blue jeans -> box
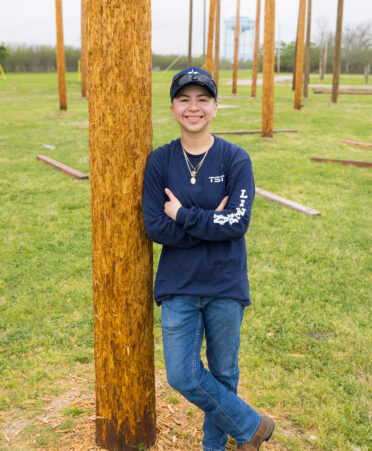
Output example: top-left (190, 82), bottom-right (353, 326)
top-left (161, 295), bottom-right (262, 451)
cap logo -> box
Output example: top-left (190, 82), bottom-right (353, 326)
top-left (187, 69), bottom-right (199, 76)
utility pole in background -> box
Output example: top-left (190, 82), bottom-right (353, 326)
top-left (188, 0), bottom-right (193, 67)
top-left (232, 0), bottom-right (241, 94)
top-left (206, 0), bottom-right (216, 73)
top-left (332, 0), bottom-right (344, 104)
top-left (55, 0), bottom-right (67, 110)
top-left (213, 0), bottom-right (221, 88)
top-left (87, 0), bottom-right (156, 449)
top-left (262, 0), bottom-right (276, 137)
top-left (81, 0), bottom-right (87, 98)
top-left (251, 0), bottom-right (261, 98)
top-left (294, 0), bottom-right (306, 109)
top-left (303, 0), bottom-right (312, 98)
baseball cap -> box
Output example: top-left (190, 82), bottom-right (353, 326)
top-left (170, 66), bottom-right (217, 101)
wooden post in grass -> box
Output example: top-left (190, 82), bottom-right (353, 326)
top-left (262, 0), bottom-right (275, 137)
top-left (232, 0), bottom-right (241, 94)
top-left (332, 0), bottom-right (344, 104)
top-left (81, 0), bottom-right (87, 98)
top-left (251, 0), bottom-right (261, 98)
top-left (188, 0), bottom-right (193, 67)
top-left (294, 0), bottom-right (306, 109)
top-left (213, 0), bottom-right (221, 88)
top-left (87, 1), bottom-right (155, 450)
top-left (206, 0), bottom-right (216, 73)
top-left (55, 0), bottom-right (67, 110)
top-left (303, 0), bottom-right (312, 98)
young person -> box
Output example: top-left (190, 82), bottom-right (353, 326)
top-left (142, 67), bottom-right (274, 451)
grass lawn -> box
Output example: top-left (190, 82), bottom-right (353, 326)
top-left (0, 70), bottom-right (371, 450)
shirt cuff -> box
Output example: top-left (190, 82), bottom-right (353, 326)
top-left (175, 206), bottom-right (188, 225)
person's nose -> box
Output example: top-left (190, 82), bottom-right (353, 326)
top-left (187, 98), bottom-right (199, 111)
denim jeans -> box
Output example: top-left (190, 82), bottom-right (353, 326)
top-left (161, 295), bottom-right (262, 451)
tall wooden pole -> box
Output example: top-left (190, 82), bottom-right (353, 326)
top-left (206, 0), bottom-right (216, 73)
top-left (251, 0), bottom-right (261, 98)
top-left (262, 0), bottom-right (275, 137)
top-left (87, 1), bottom-right (155, 450)
top-left (188, 0), bottom-right (193, 67)
top-left (203, 0), bottom-right (206, 56)
top-left (55, 0), bottom-right (67, 110)
top-left (232, 0), bottom-right (241, 94)
top-left (81, 0), bottom-right (87, 98)
top-left (292, 8), bottom-right (300, 92)
top-left (303, 0), bottom-right (312, 98)
top-left (294, 0), bottom-right (306, 109)
top-left (213, 0), bottom-right (221, 88)
top-left (332, 0), bottom-right (344, 104)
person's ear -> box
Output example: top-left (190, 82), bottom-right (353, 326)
top-left (170, 103), bottom-right (175, 118)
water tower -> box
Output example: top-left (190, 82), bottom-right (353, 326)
top-left (224, 16), bottom-right (255, 62)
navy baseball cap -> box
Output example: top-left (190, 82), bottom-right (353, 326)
top-left (170, 66), bottom-right (217, 101)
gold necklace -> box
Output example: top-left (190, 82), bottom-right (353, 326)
top-left (182, 147), bottom-right (210, 184)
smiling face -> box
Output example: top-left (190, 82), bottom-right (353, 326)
top-left (170, 84), bottom-right (218, 136)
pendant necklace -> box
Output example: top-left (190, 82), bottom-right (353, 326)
top-left (182, 146), bottom-right (210, 184)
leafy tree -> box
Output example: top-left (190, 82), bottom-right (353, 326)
top-left (342, 23), bottom-right (372, 73)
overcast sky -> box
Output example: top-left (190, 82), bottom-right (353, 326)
top-left (1, 0), bottom-right (371, 56)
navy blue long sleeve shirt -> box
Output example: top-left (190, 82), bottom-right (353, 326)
top-left (142, 136), bottom-right (255, 306)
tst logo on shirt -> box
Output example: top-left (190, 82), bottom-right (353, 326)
top-left (209, 175), bottom-right (225, 183)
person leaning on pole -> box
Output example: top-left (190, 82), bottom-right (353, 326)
top-left (142, 67), bottom-right (275, 451)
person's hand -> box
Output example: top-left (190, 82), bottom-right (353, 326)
top-left (164, 188), bottom-right (182, 220)
top-left (215, 196), bottom-right (228, 212)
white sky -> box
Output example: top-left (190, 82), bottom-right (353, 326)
top-left (0, 0), bottom-right (371, 55)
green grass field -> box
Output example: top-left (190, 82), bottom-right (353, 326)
top-left (0, 70), bottom-right (371, 450)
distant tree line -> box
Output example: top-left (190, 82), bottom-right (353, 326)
top-left (0, 22), bottom-right (370, 74)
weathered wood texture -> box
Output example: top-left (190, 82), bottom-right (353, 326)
top-left (311, 158), bottom-right (372, 168)
top-left (87, 1), bottom-right (155, 450)
top-left (81, 0), bottom-right (87, 98)
top-left (36, 155), bottom-right (88, 179)
top-left (251, 0), bottom-right (261, 97)
top-left (206, 0), bottom-right (216, 73)
top-left (256, 188), bottom-right (321, 216)
top-left (313, 88), bottom-right (372, 95)
top-left (261, 0), bottom-right (275, 137)
top-left (294, 0), bottom-right (306, 109)
top-left (332, 0), bottom-right (344, 103)
top-left (303, 0), bottom-right (312, 98)
top-left (213, 129), bottom-right (297, 135)
top-left (55, 0), bottom-right (67, 110)
top-left (232, 0), bottom-right (241, 94)
top-left (213, 0), bottom-right (221, 88)
top-left (339, 140), bottom-right (372, 149)
top-left (188, 0), bottom-right (193, 66)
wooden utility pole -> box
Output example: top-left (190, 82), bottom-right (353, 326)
top-left (262, 0), bottom-right (275, 137)
top-left (232, 0), bottom-right (241, 94)
top-left (292, 10), bottom-right (300, 92)
top-left (188, 0), bottom-right (193, 66)
top-left (87, 1), bottom-right (155, 450)
top-left (332, 0), bottom-right (344, 103)
top-left (294, 0), bottom-right (306, 109)
top-left (303, 0), bottom-right (312, 98)
top-left (55, 0), bottom-right (67, 110)
top-left (206, 0), bottom-right (216, 73)
top-left (251, 0), bottom-right (261, 97)
top-left (214, 0), bottom-right (221, 88)
top-left (277, 24), bottom-right (281, 74)
top-left (203, 0), bottom-right (206, 56)
top-left (81, 0), bottom-right (87, 98)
